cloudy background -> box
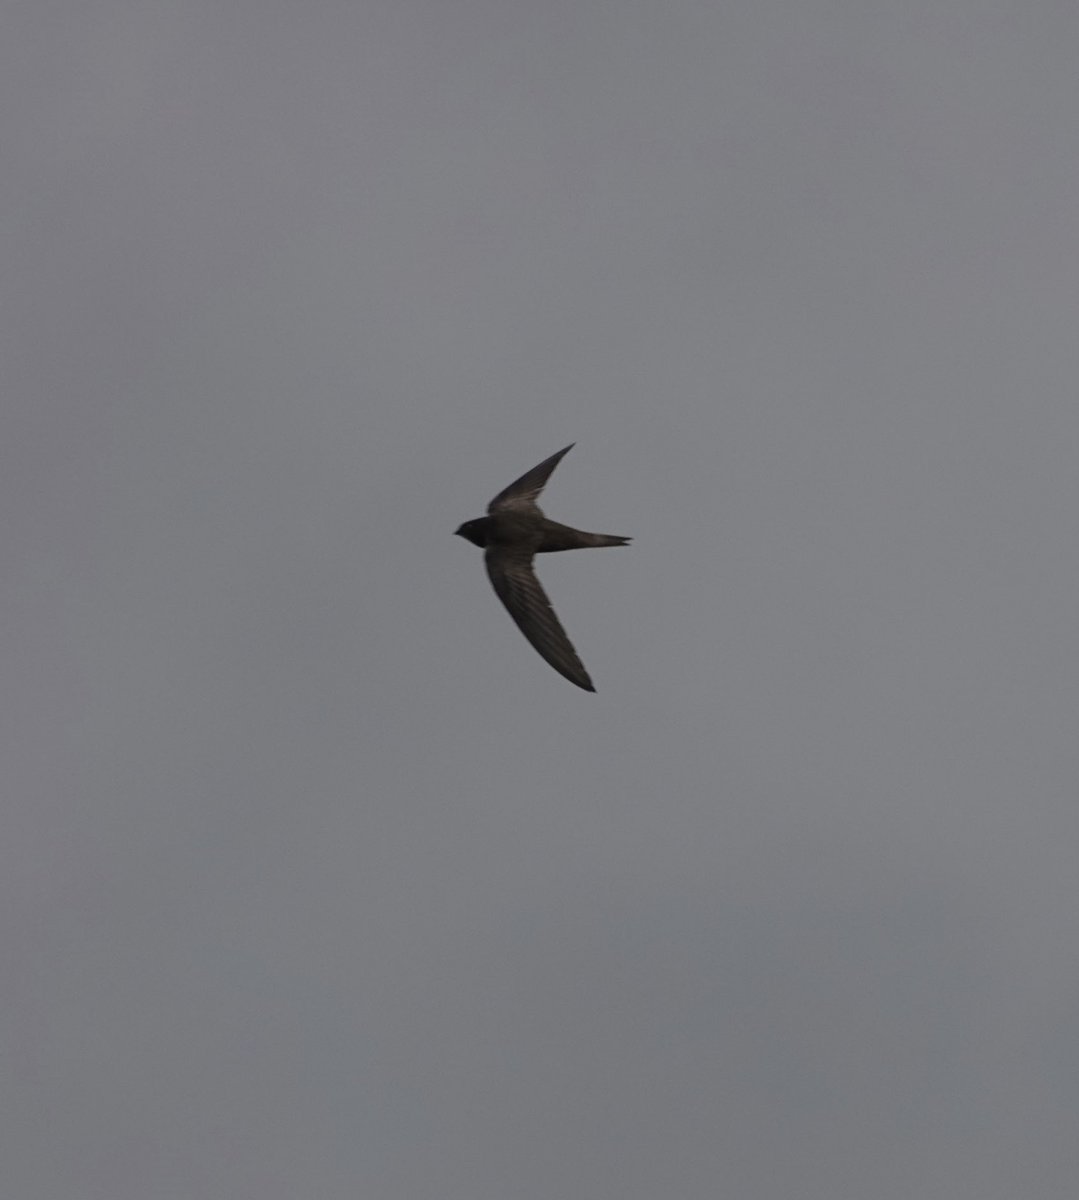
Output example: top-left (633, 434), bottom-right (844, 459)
top-left (4, 2), bottom-right (1078, 1196)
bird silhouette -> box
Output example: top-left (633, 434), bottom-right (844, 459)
top-left (456, 444), bottom-right (630, 691)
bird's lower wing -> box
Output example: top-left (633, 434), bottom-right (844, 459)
top-left (485, 548), bottom-right (595, 691)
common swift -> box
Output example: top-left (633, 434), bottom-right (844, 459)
top-left (455, 444), bottom-right (630, 692)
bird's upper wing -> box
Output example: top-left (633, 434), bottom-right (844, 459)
top-left (487, 444), bottom-right (574, 514)
top-left (484, 546), bottom-right (595, 691)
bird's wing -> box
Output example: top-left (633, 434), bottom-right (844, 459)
top-left (484, 546), bottom-right (595, 691)
top-left (487, 444), bottom-right (574, 514)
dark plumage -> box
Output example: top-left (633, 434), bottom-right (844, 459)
top-left (455, 444), bottom-right (630, 691)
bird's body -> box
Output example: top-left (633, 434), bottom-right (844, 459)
top-left (456, 512), bottom-right (626, 555)
top-left (455, 444), bottom-right (630, 692)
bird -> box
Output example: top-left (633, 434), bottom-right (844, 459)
top-left (455, 444), bottom-right (630, 691)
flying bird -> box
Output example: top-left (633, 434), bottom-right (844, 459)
top-left (455, 444), bottom-right (630, 692)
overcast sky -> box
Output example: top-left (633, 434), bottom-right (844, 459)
top-left (4, 2), bottom-right (1079, 1197)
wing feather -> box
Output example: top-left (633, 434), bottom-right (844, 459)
top-left (486, 444), bottom-right (574, 514)
top-left (484, 547), bottom-right (595, 691)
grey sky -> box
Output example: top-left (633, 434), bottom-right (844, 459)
top-left (4, 2), bottom-right (1078, 1197)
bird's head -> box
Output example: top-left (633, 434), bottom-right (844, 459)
top-left (455, 518), bottom-right (489, 548)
